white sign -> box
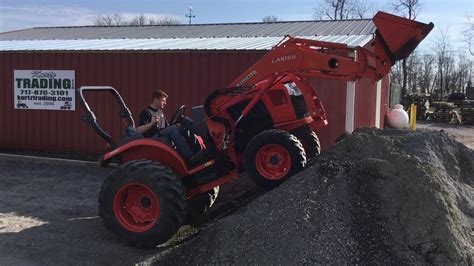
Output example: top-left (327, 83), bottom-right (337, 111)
top-left (14, 70), bottom-right (75, 110)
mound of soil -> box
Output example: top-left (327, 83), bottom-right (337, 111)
top-left (158, 128), bottom-right (473, 264)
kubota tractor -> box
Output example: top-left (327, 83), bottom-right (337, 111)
top-left (78, 12), bottom-right (433, 248)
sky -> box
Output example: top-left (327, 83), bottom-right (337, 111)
top-left (0, 0), bottom-right (473, 54)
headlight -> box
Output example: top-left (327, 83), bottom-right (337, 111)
top-left (284, 82), bottom-right (302, 96)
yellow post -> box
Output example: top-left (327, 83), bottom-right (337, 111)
top-left (410, 103), bottom-right (417, 131)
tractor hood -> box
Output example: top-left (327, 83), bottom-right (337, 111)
top-left (373, 11), bottom-right (434, 62)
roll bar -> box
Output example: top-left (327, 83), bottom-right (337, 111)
top-left (77, 86), bottom-right (135, 148)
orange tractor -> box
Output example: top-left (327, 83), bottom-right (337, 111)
top-left (78, 12), bottom-right (433, 247)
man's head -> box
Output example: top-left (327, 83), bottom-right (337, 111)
top-left (151, 90), bottom-right (168, 109)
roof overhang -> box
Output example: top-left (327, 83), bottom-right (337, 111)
top-left (0, 35), bottom-right (374, 52)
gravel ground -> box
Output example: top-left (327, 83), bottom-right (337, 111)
top-left (0, 123), bottom-right (472, 265)
top-left (158, 128), bottom-right (473, 264)
top-left (0, 159), bottom-right (157, 265)
top-left (417, 120), bottom-right (474, 149)
top-left (0, 156), bottom-right (260, 265)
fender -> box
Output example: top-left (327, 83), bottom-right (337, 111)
top-left (103, 139), bottom-right (189, 177)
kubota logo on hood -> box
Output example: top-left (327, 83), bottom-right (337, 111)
top-left (272, 55), bottom-right (297, 63)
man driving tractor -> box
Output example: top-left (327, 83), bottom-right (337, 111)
top-left (137, 90), bottom-right (202, 167)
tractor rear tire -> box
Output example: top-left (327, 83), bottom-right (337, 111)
top-left (244, 129), bottom-right (306, 190)
top-left (98, 159), bottom-right (187, 248)
top-left (291, 125), bottom-right (321, 160)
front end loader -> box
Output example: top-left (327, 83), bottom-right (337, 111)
top-left (78, 11), bottom-right (433, 247)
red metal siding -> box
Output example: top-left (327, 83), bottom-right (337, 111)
top-left (309, 78), bottom-right (347, 150)
top-left (0, 51), bottom-right (388, 155)
top-left (1, 54), bottom-right (13, 149)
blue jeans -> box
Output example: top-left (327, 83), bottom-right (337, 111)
top-left (156, 125), bottom-right (193, 159)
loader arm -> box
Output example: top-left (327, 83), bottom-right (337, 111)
top-left (230, 37), bottom-right (380, 88)
top-left (230, 11), bottom-right (433, 88)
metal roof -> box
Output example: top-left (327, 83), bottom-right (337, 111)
top-left (0, 19), bottom-right (374, 40)
top-left (0, 19), bottom-right (376, 51)
top-left (0, 35), bottom-right (374, 51)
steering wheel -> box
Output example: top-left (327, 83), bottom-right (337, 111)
top-left (169, 105), bottom-right (186, 125)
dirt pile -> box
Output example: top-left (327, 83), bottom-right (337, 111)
top-left (158, 128), bottom-right (473, 264)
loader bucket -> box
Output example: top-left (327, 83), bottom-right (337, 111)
top-left (373, 11), bottom-right (434, 62)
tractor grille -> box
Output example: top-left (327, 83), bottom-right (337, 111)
top-left (291, 95), bottom-right (309, 119)
top-left (226, 100), bottom-right (274, 152)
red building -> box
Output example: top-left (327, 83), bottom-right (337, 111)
top-left (0, 19), bottom-right (389, 154)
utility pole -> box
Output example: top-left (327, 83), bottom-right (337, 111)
top-left (186, 3), bottom-right (195, 25)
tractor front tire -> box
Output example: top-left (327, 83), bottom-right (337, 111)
top-left (291, 125), bottom-right (321, 160)
top-left (98, 159), bottom-right (187, 248)
top-left (245, 129), bottom-right (306, 190)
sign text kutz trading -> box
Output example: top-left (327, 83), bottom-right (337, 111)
top-left (14, 70), bottom-right (75, 111)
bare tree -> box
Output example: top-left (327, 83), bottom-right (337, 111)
top-left (454, 52), bottom-right (472, 93)
top-left (262, 15), bottom-right (279, 22)
top-left (392, 0), bottom-right (421, 20)
top-left (94, 13), bottom-right (181, 26)
top-left (148, 17), bottom-right (181, 25)
top-left (313, 0), bottom-right (376, 20)
top-left (433, 28), bottom-right (455, 98)
top-left (321, 0), bottom-right (348, 20)
top-left (129, 14), bottom-right (147, 26)
top-left (444, 55), bottom-right (456, 94)
top-left (461, 13), bottom-right (473, 56)
top-left (417, 53), bottom-right (435, 94)
top-left (93, 13), bottom-right (127, 26)
top-left (352, 0), bottom-right (376, 19)
top-left (391, 0), bottom-right (422, 97)
top-left (406, 51), bottom-right (420, 93)
top-left (390, 59), bottom-right (403, 90)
